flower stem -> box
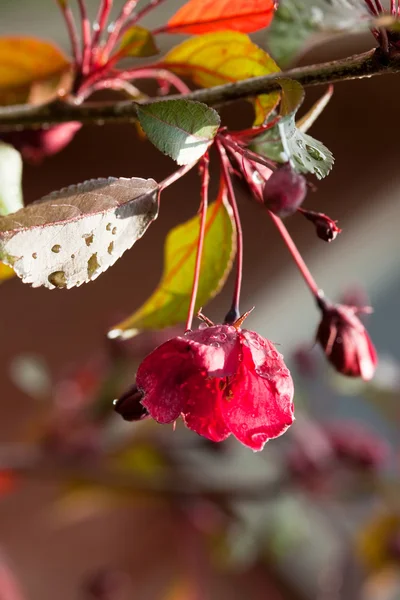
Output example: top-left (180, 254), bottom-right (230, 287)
top-left (117, 68), bottom-right (191, 94)
top-left (92, 0), bottom-right (113, 49)
top-left (159, 162), bottom-right (198, 192)
top-left (217, 142), bottom-right (243, 323)
top-left (56, 0), bottom-right (82, 67)
top-left (268, 211), bottom-right (323, 301)
top-left (77, 0), bottom-right (92, 75)
top-left (127, 0), bottom-right (169, 32)
top-left (185, 156), bottom-right (210, 332)
top-left (102, 0), bottom-right (139, 60)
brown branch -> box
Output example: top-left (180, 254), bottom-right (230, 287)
top-left (0, 48), bottom-right (399, 130)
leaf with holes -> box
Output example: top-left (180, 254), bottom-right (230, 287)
top-left (163, 31), bottom-right (280, 125)
top-left (0, 37), bottom-right (71, 105)
top-left (252, 79), bottom-right (334, 179)
top-left (137, 99), bottom-right (220, 165)
top-left (115, 26), bottom-right (158, 59)
top-left (0, 177), bottom-right (159, 289)
top-left (165, 0), bottom-right (276, 35)
top-left (267, 0), bottom-right (372, 67)
top-left (109, 181), bottom-right (236, 339)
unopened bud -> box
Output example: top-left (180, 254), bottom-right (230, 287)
top-left (113, 384), bottom-right (148, 421)
top-left (316, 301), bottom-right (377, 381)
top-left (300, 209), bottom-right (341, 242)
top-left (263, 164), bottom-right (307, 217)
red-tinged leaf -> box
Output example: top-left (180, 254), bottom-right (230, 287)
top-left (163, 31), bottom-right (280, 125)
top-left (0, 37), bottom-right (71, 106)
top-left (165, 0), bottom-right (275, 35)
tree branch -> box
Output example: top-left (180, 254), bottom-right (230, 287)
top-left (0, 48), bottom-right (399, 130)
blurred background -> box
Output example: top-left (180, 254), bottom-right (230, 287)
top-left (0, 1), bottom-right (400, 599)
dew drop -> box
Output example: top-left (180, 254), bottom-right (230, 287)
top-left (210, 342), bottom-right (220, 348)
top-left (32, 252), bottom-right (37, 259)
top-left (106, 223), bottom-right (112, 231)
top-left (71, 254), bottom-right (75, 259)
top-left (51, 244), bottom-right (61, 253)
top-left (112, 227), bottom-right (117, 235)
top-left (108, 241), bottom-right (114, 255)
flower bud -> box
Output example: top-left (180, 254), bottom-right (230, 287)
top-left (113, 384), bottom-right (148, 421)
top-left (316, 301), bottom-right (377, 380)
top-left (262, 164), bottom-right (307, 217)
top-left (300, 209), bottom-right (341, 242)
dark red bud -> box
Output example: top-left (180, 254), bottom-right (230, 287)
top-left (316, 301), bottom-right (377, 380)
top-left (300, 209), bottom-right (341, 242)
top-left (262, 163), bottom-right (307, 217)
top-left (113, 384), bottom-right (148, 421)
top-left (1, 122), bottom-right (81, 164)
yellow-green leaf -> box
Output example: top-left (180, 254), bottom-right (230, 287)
top-left (109, 182), bottom-right (236, 339)
top-left (0, 37), bottom-right (71, 106)
top-left (115, 25), bottom-right (158, 59)
top-left (163, 31), bottom-right (280, 125)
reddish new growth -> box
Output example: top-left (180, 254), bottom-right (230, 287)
top-left (117, 315), bottom-right (294, 452)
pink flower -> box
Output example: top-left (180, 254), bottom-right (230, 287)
top-left (316, 301), bottom-right (377, 380)
top-left (132, 321), bottom-right (294, 451)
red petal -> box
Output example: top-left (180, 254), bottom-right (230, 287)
top-left (219, 333), bottom-right (294, 451)
top-left (137, 326), bottom-right (241, 424)
top-left (182, 373), bottom-right (230, 442)
top-left (184, 325), bottom-right (240, 377)
top-left (137, 339), bottom-right (192, 423)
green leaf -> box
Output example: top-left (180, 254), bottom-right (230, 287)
top-left (267, 0), bottom-right (371, 67)
top-left (116, 26), bottom-right (158, 58)
top-left (137, 99), bottom-right (221, 165)
top-left (108, 182), bottom-right (236, 339)
top-left (0, 142), bottom-right (23, 216)
top-left (252, 79), bottom-right (334, 180)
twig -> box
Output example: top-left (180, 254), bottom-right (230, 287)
top-left (0, 49), bottom-right (399, 130)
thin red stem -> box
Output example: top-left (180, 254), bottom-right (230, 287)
top-left (77, 0), bottom-right (92, 75)
top-left (374, 0), bottom-right (384, 13)
top-left (117, 68), bottom-right (191, 94)
top-left (92, 0), bottom-right (113, 49)
top-left (185, 156), bottom-right (210, 332)
top-left (268, 211), bottom-right (322, 300)
top-left (125, 0), bottom-right (169, 32)
top-left (365, 0), bottom-right (379, 15)
top-left (232, 115), bottom-right (281, 141)
top-left (217, 142), bottom-right (243, 322)
top-left (56, 0), bottom-right (81, 66)
top-left (221, 135), bottom-right (277, 171)
top-left (102, 0), bottom-right (139, 60)
top-left (159, 162), bottom-right (198, 192)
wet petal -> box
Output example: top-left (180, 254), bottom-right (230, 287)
top-left (219, 339), bottom-right (294, 451)
top-left (182, 373), bottom-right (230, 442)
top-left (137, 339), bottom-right (193, 423)
top-left (184, 325), bottom-right (240, 377)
